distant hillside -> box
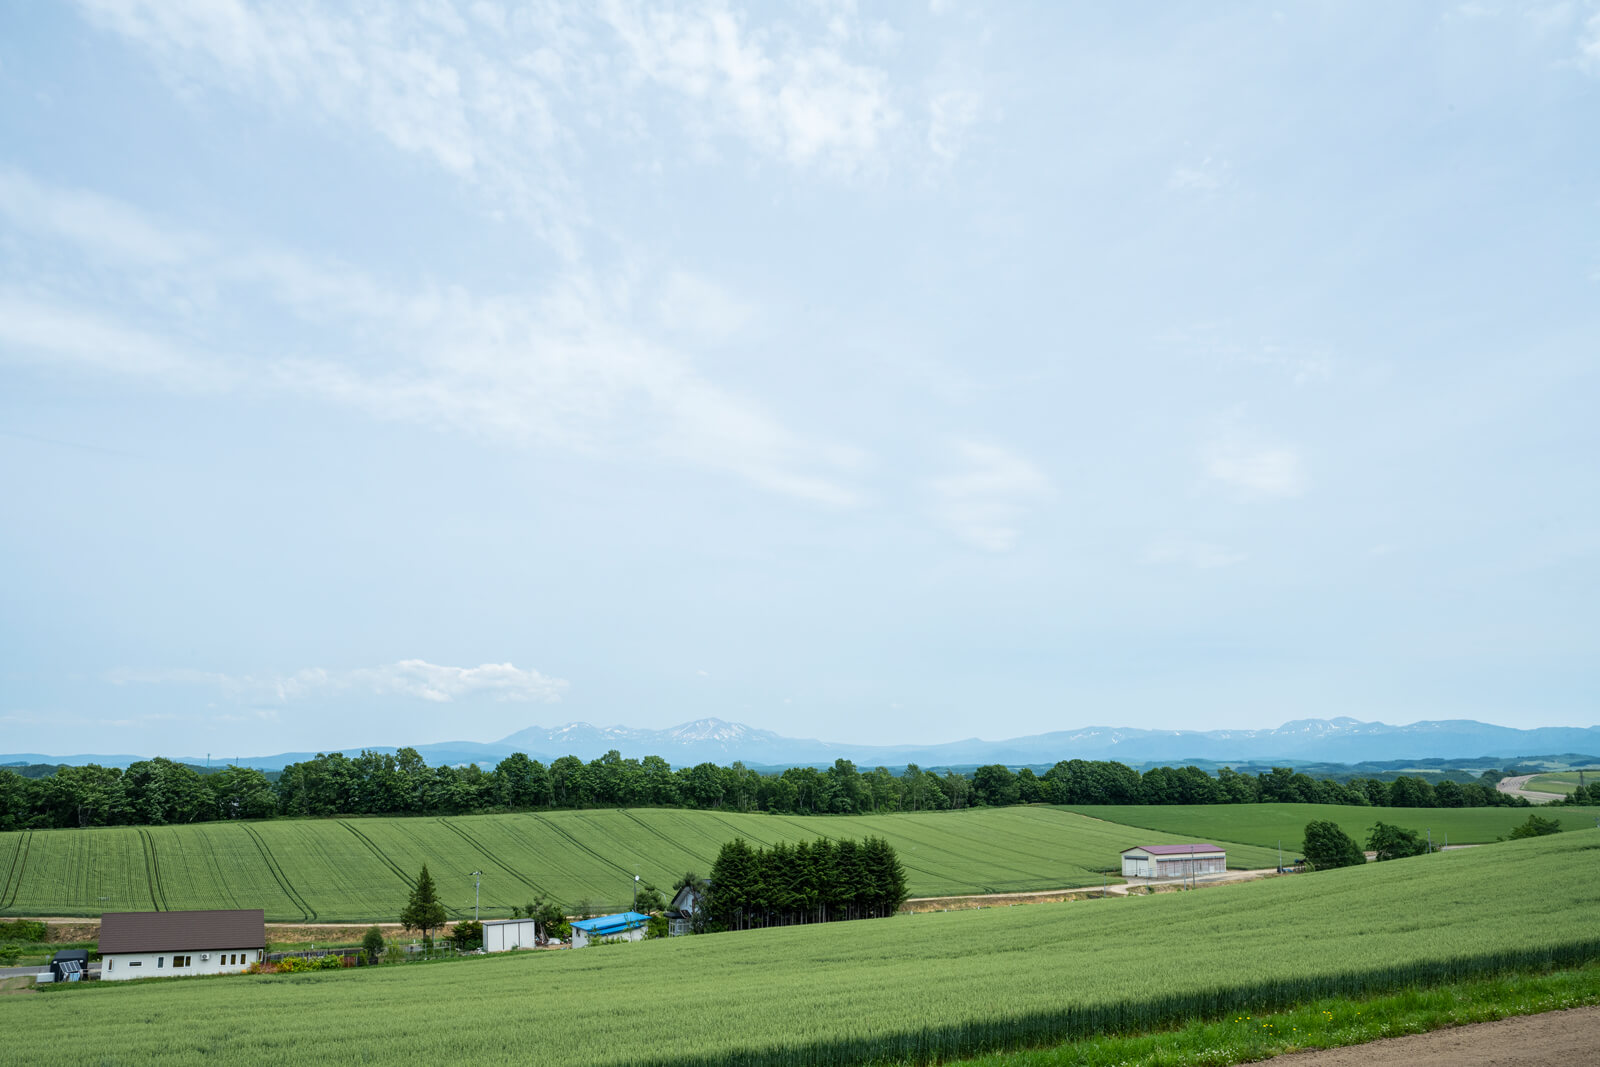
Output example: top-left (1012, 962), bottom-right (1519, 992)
top-left (5, 716), bottom-right (1598, 772)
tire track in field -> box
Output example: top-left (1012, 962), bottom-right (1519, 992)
top-left (1, 830), bottom-right (31, 907)
top-left (528, 813), bottom-right (636, 880)
top-left (703, 813), bottom-right (788, 849)
top-left (337, 822), bottom-right (416, 888)
top-left (238, 824), bottom-right (315, 922)
top-left (616, 809), bottom-right (718, 863)
top-left (137, 829), bottom-right (169, 911)
top-left (433, 819), bottom-right (553, 900)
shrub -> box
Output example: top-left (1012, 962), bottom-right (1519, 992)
top-left (0, 943), bottom-right (21, 966)
top-left (1508, 814), bottom-right (1563, 839)
top-left (0, 920), bottom-right (47, 942)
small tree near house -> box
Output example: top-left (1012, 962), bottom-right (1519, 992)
top-left (401, 863), bottom-right (448, 947)
top-left (362, 925), bottom-right (385, 965)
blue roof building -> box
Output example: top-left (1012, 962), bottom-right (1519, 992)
top-left (569, 911), bottom-right (651, 947)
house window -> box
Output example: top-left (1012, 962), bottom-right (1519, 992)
top-left (173, 955), bottom-right (190, 968)
top-left (158, 957), bottom-right (164, 967)
top-left (129, 961), bottom-right (141, 967)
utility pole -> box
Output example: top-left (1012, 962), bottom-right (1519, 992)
top-left (633, 873), bottom-right (640, 913)
top-left (1277, 840), bottom-right (1282, 874)
top-left (470, 871), bottom-right (482, 921)
top-left (1427, 828), bottom-right (1432, 854)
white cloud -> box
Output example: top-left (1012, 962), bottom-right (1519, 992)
top-left (1146, 537), bottom-right (1246, 570)
top-left (656, 271), bottom-right (754, 339)
top-left (0, 166), bottom-right (207, 265)
top-left (1581, 9), bottom-right (1600, 71)
top-left (928, 88), bottom-right (981, 162)
top-left (929, 440), bottom-right (1052, 551)
top-left (598, 0), bottom-right (900, 174)
top-left (0, 169), bottom-right (862, 505)
top-left (114, 659), bottom-right (569, 704)
top-left (1168, 156), bottom-right (1231, 193)
top-left (1203, 432), bottom-right (1306, 497)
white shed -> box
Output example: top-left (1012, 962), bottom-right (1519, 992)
top-left (1120, 844), bottom-right (1227, 880)
top-left (482, 917), bottom-right (539, 952)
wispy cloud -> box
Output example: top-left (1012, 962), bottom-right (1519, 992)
top-left (1146, 537), bottom-right (1246, 570)
top-left (113, 659), bottom-right (569, 704)
top-left (1202, 431), bottom-right (1306, 498)
top-left (1581, 9), bottom-right (1600, 71)
top-left (929, 440), bottom-right (1052, 551)
top-left (599, 0), bottom-right (901, 175)
top-left (1168, 156), bottom-right (1231, 193)
top-left (0, 168), bottom-right (863, 505)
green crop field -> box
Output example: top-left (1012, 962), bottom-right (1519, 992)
top-left (1064, 803), bottom-right (1600, 854)
top-left (0, 807), bottom-right (1281, 921)
top-left (3, 830), bottom-right (1596, 1067)
top-left (1527, 771), bottom-right (1600, 796)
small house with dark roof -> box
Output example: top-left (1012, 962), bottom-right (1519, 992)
top-left (664, 883), bottom-right (706, 937)
top-left (1120, 844), bottom-right (1227, 880)
top-left (569, 911), bottom-right (650, 948)
top-left (99, 909), bottom-right (266, 981)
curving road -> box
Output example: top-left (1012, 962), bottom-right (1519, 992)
top-left (1496, 774), bottom-right (1564, 804)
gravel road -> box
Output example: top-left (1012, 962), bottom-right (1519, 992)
top-left (1264, 1005), bottom-right (1600, 1066)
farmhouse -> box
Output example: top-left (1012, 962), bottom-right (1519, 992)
top-left (570, 911), bottom-right (650, 948)
top-left (664, 883), bottom-right (705, 937)
top-left (482, 917), bottom-right (539, 952)
top-left (1120, 844), bottom-right (1227, 880)
top-left (99, 908), bottom-right (265, 981)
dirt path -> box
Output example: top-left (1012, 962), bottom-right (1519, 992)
top-left (1496, 775), bottom-right (1563, 803)
top-left (1263, 1004), bottom-right (1600, 1065)
top-left (903, 868), bottom-right (1284, 911)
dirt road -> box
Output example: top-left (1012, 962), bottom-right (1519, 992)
top-left (1496, 775), bottom-right (1564, 803)
top-left (1265, 1004), bottom-right (1600, 1065)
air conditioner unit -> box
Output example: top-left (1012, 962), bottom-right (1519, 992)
top-left (200, 953), bottom-right (209, 960)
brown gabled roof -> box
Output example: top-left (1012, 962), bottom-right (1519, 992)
top-left (99, 909), bottom-right (266, 954)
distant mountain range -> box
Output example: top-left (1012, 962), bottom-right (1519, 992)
top-left (4, 716), bottom-right (1598, 772)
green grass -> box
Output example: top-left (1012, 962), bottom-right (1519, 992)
top-left (944, 960), bottom-right (1600, 1067)
top-left (0, 807), bottom-right (1282, 921)
top-left (1064, 802), bottom-right (1600, 853)
top-left (1, 830), bottom-right (1595, 1066)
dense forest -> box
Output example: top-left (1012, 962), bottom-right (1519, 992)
top-left (702, 835), bottom-right (909, 931)
top-left (0, 748), bottom-right (1532, 831)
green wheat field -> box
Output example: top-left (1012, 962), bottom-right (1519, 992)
top-left (3, 830), bottom-right (1595, 1066)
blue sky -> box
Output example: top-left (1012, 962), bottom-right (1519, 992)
top-left (2, 2), bottom-right (1597, 759)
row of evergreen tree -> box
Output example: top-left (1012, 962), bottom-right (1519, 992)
top-left (703, 836), bottom-right (909, 931)
top-left (0, 748), bottom-right (1532, 831)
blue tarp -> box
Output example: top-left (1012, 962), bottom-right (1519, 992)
top-left (569, 912), bottom-right (650, 936)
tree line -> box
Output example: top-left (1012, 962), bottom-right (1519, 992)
top-left (0, 748), bottom-right (1530, 831)
top-left (702, 836), bottom-right (909, 931)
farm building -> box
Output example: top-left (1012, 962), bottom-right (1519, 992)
top-left (482, 917), bottom-right (540, 952)
top-left (1120, 844), bottom-right (1227, 880)
top-left (570, 911), bottom-right (650, 948)
top-left (665, 883), bottom-right (706, 937)
top-left (99, 908), bottom-right (265, 981)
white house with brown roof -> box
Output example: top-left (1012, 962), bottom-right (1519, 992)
top-left (1120, 844), bottom-right (1227, 880)
top-left (99, 909), bottom-right (266, 981)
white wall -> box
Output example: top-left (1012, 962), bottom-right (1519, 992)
top-left (483, 919), bottom-right (538, 952)
top-left (572, 925), bottom-right (645, 948)
top-left (102, 947), bottom-right (263, 981)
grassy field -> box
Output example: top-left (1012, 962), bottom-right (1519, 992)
top-left (0, 807), bottom-right (1282, 921)
top-left (1, 830), bottom-right (1595, 1066)
top-left (1064, 803), bottom-right (1600, 853)
top-left (1528, 771), bottom-right (1600, 796)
